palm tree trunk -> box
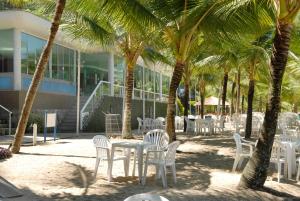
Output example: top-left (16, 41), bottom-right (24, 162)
top-left (122, 63), bottom-right (134, 138)
top-left (236, 69), bottom-right (241, 114)
top-left (239, 23), bottom-right (292, 189)
top-left (166, 61), bottom-right (185, 142)
top-left (200, 93), bottom-right (205, 118)
top-left (221, 71), bottom-right (228, 115)
top-left (230, 81), bottom-right (236, 116)
top-left (241, 95), bottom-right (245, 114)
top-left (245, 79), bottom-right (255, 139)
top-left (199, 79), bottom-right (205, 119)
top-left (183, 81), bottom-right (189, 131)
top-left (10, 0), bottom-right (66, 154)
top-left (293, 103), bottom-right (298, 113)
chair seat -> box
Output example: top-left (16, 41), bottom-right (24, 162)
top-left (98, 155), bottom-right (127, 161)
top-left (147, 159), bottom-right (173, 166)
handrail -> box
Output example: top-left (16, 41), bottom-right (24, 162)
top-left (0, 104), bottom-right (12, 114)
top-left (80, 80), bottom-right (169, 130)
top-left (0, 104), bottom-right (12, 135)
top-left (80, 80), bottom-right (110, 115)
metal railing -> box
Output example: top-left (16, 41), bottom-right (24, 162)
top-left (0, 104), bottom-right (12, 135)
top-left (80, 81), bottom-right (169, 130)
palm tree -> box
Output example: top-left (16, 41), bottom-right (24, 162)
top-left (241, 43), bottom-right (270, 139)
top-left (10, 0), bottom-right (66, 153)
top-left (51, 0), bottom-right (161, 138)
top-left (150, 0), bottom-right (273, 141)
top-left (239, 1), bottom-right (300, 189)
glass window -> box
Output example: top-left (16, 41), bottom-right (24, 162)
top-left (81, 52), bottom-right (109, 95)
top-left (21, 33), bottom-right (75, 82)
top-left (134, 65), bottom-right (143, 89)
top-left (0, 29), bottom-right (13, 72)
top-left (114, 55), bottom-right (124, 85)
top-left (155, 72), bottom-right (160, 93)
top-left (21, 33), bottom-right (48, 76)
top-left (162, 75), bottom-right (170, 94)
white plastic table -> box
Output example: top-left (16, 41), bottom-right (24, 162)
top-left (124, 193), bottom-right (169, 201)
top-left (281, 141), bottom-right (299, 179)
top-left (109, 140), bottom-right (152, 183)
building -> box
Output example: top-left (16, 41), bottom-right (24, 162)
top-left (0, 10), bottom-right (171, 134)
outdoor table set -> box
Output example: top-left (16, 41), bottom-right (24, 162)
top-left (93, 129), bottom-right (180, 187)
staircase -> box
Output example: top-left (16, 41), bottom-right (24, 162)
top-left (58, 96), bottom-right (89, 133)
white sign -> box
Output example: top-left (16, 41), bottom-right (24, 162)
top-left (46, 113), bottom-right (56, 127)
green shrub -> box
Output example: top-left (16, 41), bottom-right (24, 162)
top-left (26, 113), bottom-right (44, 133)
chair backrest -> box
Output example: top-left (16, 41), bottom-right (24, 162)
top-left (144, 118), bottom-right (154, 129)
top-left (156, 117), bottom-right (165, 122)
top-left (252, 116), bottom-right (261, 130)
top-left (271, 140), bottom-right (286, 162)
top-left (93, 135), bottom-right (110, 158)
top-left (195, 118), bottom-right (206, 127)
top-left (165, 141), bottom-right (180, 164)
top-left (233, 133), bottom-right (242, 153)
top-left (144, 129), bottom-right (169, 150)
top-left (137, 117), bottom-right (143, 126)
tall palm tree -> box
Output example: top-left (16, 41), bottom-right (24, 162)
top-left (239, 0), bottom-right (300, 189)
top-left (150, 0), bottom-right (273, 141)
top-left (10, 0), bottom-right (66, 153)
top-left (241, 44), bottom-right (270, 139)
top-left (51, 0), bottom-right (161, 138)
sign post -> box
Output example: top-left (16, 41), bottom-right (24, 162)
top-left (44, 111), bottom-right (57, 142)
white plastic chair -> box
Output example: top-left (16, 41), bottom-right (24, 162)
top-left (232, 133), bottom-right (254, 171)
top-left (214, 116), bottom-right (225, 134)
top-left (184, 116), bottom-right (195, 133)
top-left (132, 129), bottom-right (169, 176)
top-left (144, 118), bottom-right (154, 131)
top-left (93, 135), bottom-right (129, 180)
top-left (124, 193), bottom-right (169, 201)
top-left (175, 116), bottom-right (183, 131)
top-left (154, 117), bottom-right (165, 129)
top-left (143, 141), bottom-right (180, 188)
top-left (137, 117), bottom-right (143, 134)
top-left (251, 116), bottom-right (261, 138)
top-left (270, 140), bottom-right (287, 182)
top-left (195, 119), bottom-right (206, 135)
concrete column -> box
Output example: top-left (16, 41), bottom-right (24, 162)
top-left (76, 51), bottom-right (81, 134)
top-left (13, 28), bottom-right (21, 90)
top-left (142, 65), bottom-right (145, 120)
top-left (49, 51), bottom-right (52, 79)
top-left (159, 72), bottom-right (163, 99)
top-left (153, 67), bottom-right (156, 119)
top-left (108, 52), bottom-right (114, 96)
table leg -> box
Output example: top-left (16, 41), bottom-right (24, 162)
top-left (287, 145), bottom-right (292, 179)
top-left (108, 147), bottom-right (115, 182)
top-left (137, 146), bottom-right (143, 183)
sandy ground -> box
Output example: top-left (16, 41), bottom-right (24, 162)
top-left (0, 132), bottom-right (300, 201)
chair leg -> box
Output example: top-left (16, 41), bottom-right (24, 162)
top-left (237, 157), bottom-right (244, 169)
top-left (171, 164), bottom-right (177, 184)
top-left (160, 165), bottom-right (167, 188)
top-left (232, 156), bottom-right (240, 172)
top-left (155, 165), bottom-right (160, 179)
top-left (277, 162), bottom-right (282, 183)
top-left (132, 150), bottom-right (137, 176)
top-left (142, 162), bottom-right (148, 185)
top-left (296, 162), bottom-right (300, 181)
top-left (94, 158), bottom-right (100, 178)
